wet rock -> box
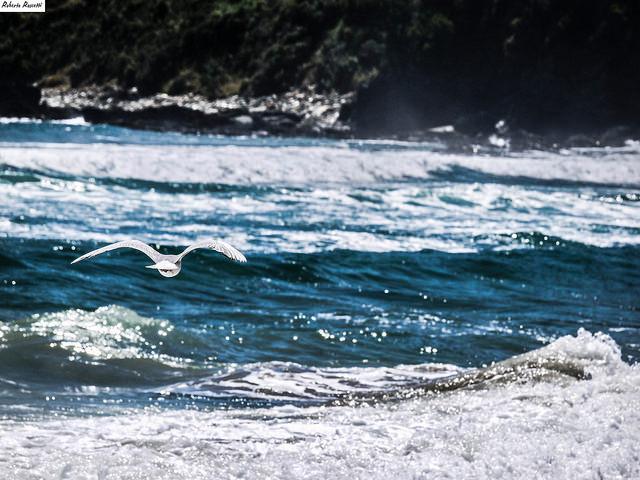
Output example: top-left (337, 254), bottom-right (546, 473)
top-left (17, 84), bottom-right (638, 151)
top-left (0, 83), bottom-right (41, 117)
top-left (565, 134), bottom-right (598, 148)
top-left (39, 85), bottom-right (354, 137)
top-left (599, 126), bottom-right (640, 147)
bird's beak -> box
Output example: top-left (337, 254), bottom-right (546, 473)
top-left (145, 264), bottom-right (158, 269)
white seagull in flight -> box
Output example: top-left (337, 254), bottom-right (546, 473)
top-left (71, 239), bottom-right (246, 277)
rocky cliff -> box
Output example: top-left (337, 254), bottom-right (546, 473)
top-left (1, 0), bottom-right (639, 143)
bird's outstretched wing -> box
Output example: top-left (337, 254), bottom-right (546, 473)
top-left (71, 240), bottom-right (162, 264)
top-left (178, 240), bottom-right (247, 263)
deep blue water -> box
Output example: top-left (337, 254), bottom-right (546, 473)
top-left (0, 120), bottom-right (639, 415)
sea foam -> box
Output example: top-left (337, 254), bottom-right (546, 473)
top-left (0, 330), bottom-right (638, 479)
top-left (1, 139), bottom-right (640, 185)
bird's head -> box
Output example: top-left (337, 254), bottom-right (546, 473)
top-left (145, 260), bottom-right (181, 277)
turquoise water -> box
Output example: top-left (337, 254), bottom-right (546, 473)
top-left (0, 120), bottom-right (639, 477)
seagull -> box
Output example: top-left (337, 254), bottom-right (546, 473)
top-left (71, 239), bottom-right (246, 277)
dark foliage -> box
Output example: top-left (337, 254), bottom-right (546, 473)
top-left (1, 0), bottom-right (638, 133)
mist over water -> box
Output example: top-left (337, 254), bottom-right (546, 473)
top-left (0, 121), bottom-right (639, 478)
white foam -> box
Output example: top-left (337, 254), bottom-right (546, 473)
top-left (2, 140), bottom-right (639, 253)
top-left (0, 117), bottom-right (38, 124)
top-left (1, 141), bottom-right (640, 185)
top-left (0, 117), bottom-right (89, 126)
top-left (1, 172), bottom-right (639, 253)
top-left (4, 305), bottom-right (189, 368)
top-left (160, 361), bottom-right (463, 401)
top-left (0, 330), bottom-right (638, 479)
top-left (53, 117), bottom-right (90, 126)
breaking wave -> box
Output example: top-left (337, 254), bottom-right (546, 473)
top-left (0, 329), bottom-right (638, 479)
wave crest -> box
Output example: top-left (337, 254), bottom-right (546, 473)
top-left (160, 329), bottom-right (630, 404)
top-left (0, 305), bottom-right (189, 369)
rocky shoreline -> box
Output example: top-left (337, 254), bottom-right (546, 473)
top-left (1, 83), bottom-right (638, 151)
top-left (36, 85), bottom-right (354, 138)
top-left (2, 1), bottom-right (639, 151)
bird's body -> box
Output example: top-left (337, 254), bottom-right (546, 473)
top-left (71, 239), bottom-right (246, 277)
top-left (145, 259), bottom-right (181, 277)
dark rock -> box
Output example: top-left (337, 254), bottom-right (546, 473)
top-left (350, 73), bottom-right (444, 136)
top-left (565, 134), bottom-right (598, 148)
top-left (599, 126), bottom-right (640, 147)
top-left (453, 112), bottom-right (499, 136)
top-left (38, 85), bottom-right (354, 138)
top-left (2, 0), bottom-right (639, 142)
top-left (18, 83), bottom-right (639, 152)
top-left (0, 83), bottom-right (41, 117)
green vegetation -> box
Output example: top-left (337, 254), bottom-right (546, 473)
top-left (1, 0), bottom-right (639, 133)
top-left (2, 0), bottom-right (387, 96)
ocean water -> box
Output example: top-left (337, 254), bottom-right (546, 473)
top-left (0, 120), bottom-right (639, 479)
